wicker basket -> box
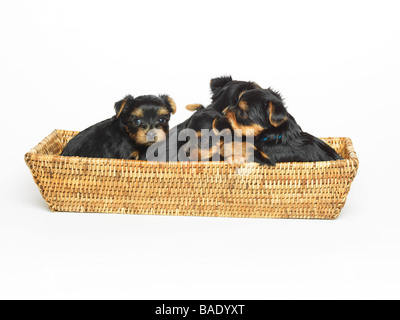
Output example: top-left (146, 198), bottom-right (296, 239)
top-left (25, 130), bottom-right (359, 219)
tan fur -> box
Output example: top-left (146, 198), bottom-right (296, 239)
top-left (157, 107), bottom-right (170, 116)
top-left (167, 97), bottom-right (177, 114)
top-left (225, 155), bottom-right (246, 166)
top-left (268, 102), bottom-right (287, 127)
top-left (259, 150), bottom-right (269, 159)
top-left (238, 100), bottom-right (249, 111)
top-left (185, 104), bottom-right (203, 112)
top-left (130, 151), bottom-right (140, 160)
top-left (184, 131), bottom-right (223, 161)
top-left (221, 141), bottom-right (255, 157)
top-left (222, 142), bottom-right (256, 166)
top-left (116, 99), bottom-right (128, 118)
top-left (132, 128), bottom-right (148, 145)
top-left (131, 108), bottom-right (144, 118)
top-left (212, 118), bottom-right (219, 135)
top-left (126, 127), bottom-right (166, 146)
top-left (195, 144), bottom-right (220, 161)
top-left (225, 110), bottom-right (264, 136)
top-left (189, 142), bottom-right (222, 161)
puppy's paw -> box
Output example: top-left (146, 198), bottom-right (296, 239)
top-left (130, 150), bottom-right (140, 160)
top-left (225, 155), bottom-right (247, 167)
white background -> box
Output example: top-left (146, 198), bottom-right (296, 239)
top-left (1, 0), bottom-right (399, 300)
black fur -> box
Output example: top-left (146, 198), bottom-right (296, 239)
top-left (182, 106), bottom-right (225, 161)
top-left (145, 104), bottom-right (226, 161)
top-left (224, 88), bottom-right (343, 164)
top-left (212, 115), bottom-right (274, 166)
top-left (147, 75), bottom-right (261, 161)
top-left (207, 75), bottom-right (262, 113)
top-left (209, 75), bottom-right (233, 97)
top-left (61, 94), bottom-right (175, 159)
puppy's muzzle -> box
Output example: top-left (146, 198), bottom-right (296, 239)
top-left (146, 128), bottom-right (166, 144)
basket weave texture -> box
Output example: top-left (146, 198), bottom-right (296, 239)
top-left (25, 130), bottom-right (359, 219)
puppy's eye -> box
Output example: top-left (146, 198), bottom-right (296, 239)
top-left (134, 119), bottom-right (142, 125)
top-left (159, 117), bottom-right (167, 124)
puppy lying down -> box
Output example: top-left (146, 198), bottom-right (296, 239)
top-left (146, 76), bottom-right (342, 165)
top-left (221, 88), bottom-right (342, 164)
top-left (61, 94), bottom-right (176, 160)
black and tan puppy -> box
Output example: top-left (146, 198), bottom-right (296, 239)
top-left (204, 75), bottom-right (262, 113)
top-left (180, 104), bottom-right (225, 162)
top-left (222, 88), bottom-right (342, 164)
top-left (146, 104), bottom-right (225, 162)
top-left (179, 76), bottom-right (270, 164)
top-left (147, 75), bottom-right (261, 161)
top-left (61, 94), bottom-right (176, 160)
top-left (178, 104), bottom-right (272, 165)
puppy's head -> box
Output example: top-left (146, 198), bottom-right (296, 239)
top-left (208, 75), bottom-right (262, 112)
top-left (114, 94), bottom-right (176, 146)
top-left (183, 108), bottom-right (226, 161)
top-left (223, 88), bottom-right (288, 136)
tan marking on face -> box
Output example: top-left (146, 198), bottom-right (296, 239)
top-left (116, 99), bottom-right (128, 118)
top-left (238, 100), bottom-right (249, 111)
top-left (225, 110), bottom-right (264, 136)
top-left (153, 129), bottom-right (167, 142)
top-left (131, 108), bottom-right (144, 118)
top-left (126, 127), bottom-right (166, 146)
top-left (268, 102), bottom-right (287, 127)
top-left (131, 127), bottom-right (148, 145)
top-left (157, 107), bottom-right (170, 116)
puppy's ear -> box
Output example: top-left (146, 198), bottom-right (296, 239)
top-left (115, 95), bottom-right (134, 118)
top-left (268, 102), bottom-right (288, 127)
top-left (185, 104), bottom-right (204, 112)
top-left (210, 75), bottom-right (233, 95)
top-left (212, 115), bottom-right (232, 135)
top-left (159, 94), bottom-right (177, 114)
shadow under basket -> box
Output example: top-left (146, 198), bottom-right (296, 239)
top-left (25, 130), bottom-right (359, 219)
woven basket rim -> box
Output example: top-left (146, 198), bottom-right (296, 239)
top-left (25, 129), bottom-right (359, 169)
